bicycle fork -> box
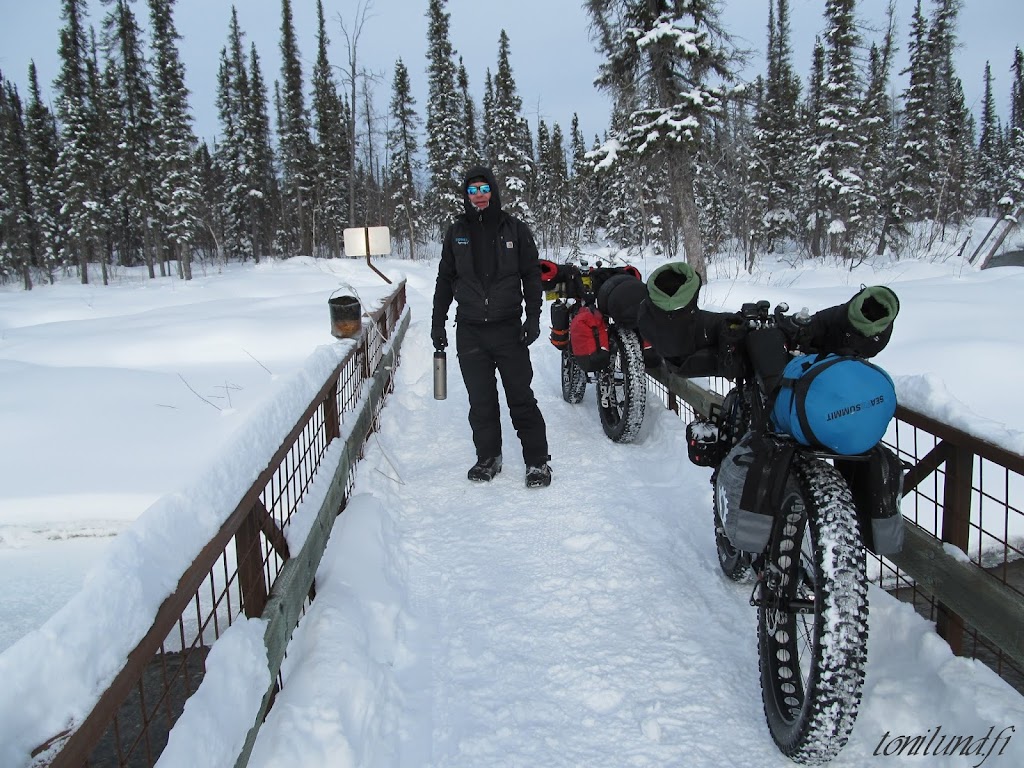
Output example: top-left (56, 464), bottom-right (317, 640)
top-left (750, 499), bottom-right (815, 627)
top-left (598, 369), bottom-right (613, 408)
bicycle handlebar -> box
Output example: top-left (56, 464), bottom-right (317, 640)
top-left (734, 300), bottom-right (816, 351)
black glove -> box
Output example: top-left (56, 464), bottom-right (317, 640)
top-left (431, 326), bottom-right (448, 350)
top-left (520, 315), bottom-right (541, 346)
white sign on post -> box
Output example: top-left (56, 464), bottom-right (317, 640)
top-left (342, 226), bottom-right (393, 283)
top-left (343, 226), bottom-right (392, 257)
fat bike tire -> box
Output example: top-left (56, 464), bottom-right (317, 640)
top-left (597, 326), bottom-right (647, 443)
top-left (560, 349), bottom-right (587, 404)
top-left (758, 456), bottom-right (868, 765)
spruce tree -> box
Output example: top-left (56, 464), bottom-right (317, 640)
top-left (808, 0), bottom-right (868, 260)
top-left (246, 44), bottom-right (278, 259)
top-left (194, 139), bottom-right (224, 263)
top-left (976, 62), bottom-right (1004, 216)
top-left (214, 10), bottom-right (251, 262)
top-left (568, 114), bottom-right (599, 249)
top-left (804, 37), bottom-right (827, 256)
top-left (885, 0), bottom-right (935, 246)
top-left (750, 0), bottom-right (803, 257)
top-left (533, 119), bottom-right (552, 249)
top-left (386, 57), bottom-right (423, 258)
top-left (861, 33), bottom-right (895, 254)
top-left (0, 73), bottom-right (13, 279)
top-left (927, 0), bottom-right (974, 229)
top-left (937, 0), bottom-right (974, 228)
top-left (1000, 47), bottom-right (1024, 213)
top-left (277, 0), bottom-right (314, 256)
top-left (91, 30), bottom-right (119, 283)
top-left (590, 108), bottom-right (646, 252)
top-left (481, 70), bottom-right (496, 165)
top-left (0, 77), bottom-right (35, 288)
top-left (148, 0), bottom-right (202, 279)
top-left (1011, 47), bottom-right (1024, 134)
top-left (547, 123), bottom-right (570, 251)
top-left (424, 0), bottom-right (466, 235)
top-left (0, 72), bottom-right (11, 279)
top-left (24, 62), bottom-right (63, 282)
top-left (936, 75), bottom-right (975, 228)
top-left (54, 0), bottom-right (101, 283)
top-left (458, 58), bottom-right (481, 164)
top-left (587, 0), bottom-right (737, 277)
top-left (698, 105), bottom-right (732, 259)
top-left (104, 0), bottom-right (158, 275)
top-left (490, 30), bottom-right (534, 220)
top-left (311, 0), bottom-right (350, 257)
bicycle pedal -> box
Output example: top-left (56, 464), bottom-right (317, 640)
top-left (749, 579), bottom-right (763, 607)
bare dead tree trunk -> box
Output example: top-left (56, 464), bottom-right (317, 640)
top-left (337, 0), bottom-right (374, 228)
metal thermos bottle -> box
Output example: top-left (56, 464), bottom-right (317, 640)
top-left (433, 350), bottom-right (447, 400)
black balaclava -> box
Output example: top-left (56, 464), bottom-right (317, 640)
top-left (462, 165), bottom-right (502, 217)
top-left (463, 166), bottom-right (501, 287)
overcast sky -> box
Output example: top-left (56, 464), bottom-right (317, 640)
top-left (1, 0), bottom-right (1021, 148)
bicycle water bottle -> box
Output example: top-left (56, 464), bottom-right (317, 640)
top-left (433, 350), bottom-right (447, 400)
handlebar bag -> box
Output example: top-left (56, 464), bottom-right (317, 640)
top-left (771, 353), bottom-right (896, 455)
top-left (569, 305), bottom-right (611, 372)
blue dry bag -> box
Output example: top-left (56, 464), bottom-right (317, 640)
top-left (771, 354), bottom-right (896, 455)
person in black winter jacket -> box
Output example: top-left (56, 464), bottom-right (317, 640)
top-left (431, 166), bottom-right (552, 488)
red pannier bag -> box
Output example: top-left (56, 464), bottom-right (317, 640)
top-left (569, 306), bottom-right (610, 371)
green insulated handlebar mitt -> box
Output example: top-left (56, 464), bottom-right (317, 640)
top-left (647, 262), bottom-right (702, 313)
top-left (847, 285), bottom-right (899, 338)
top-left (802, 284), bottom-right (900, 358)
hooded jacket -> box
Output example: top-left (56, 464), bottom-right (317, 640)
top-left (432, 166), bottom-right (542, 328)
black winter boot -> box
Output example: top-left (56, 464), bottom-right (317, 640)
top-left (468, 456), bottom-right (502, 482)
top-left (525, 463), bottom-right (552, 488)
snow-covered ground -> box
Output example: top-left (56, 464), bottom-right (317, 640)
top-left (2, 249), bottom-right (1023, 766)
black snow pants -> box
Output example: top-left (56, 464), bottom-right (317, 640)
top-left (456, 318), bottom-right (549, 467)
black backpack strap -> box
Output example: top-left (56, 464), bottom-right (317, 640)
top-left (766, 356), bottom-right (808, 433)
top-left (788, 354), bottom-right (842, 448)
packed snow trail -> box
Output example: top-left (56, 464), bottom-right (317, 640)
top-left (247, 271), bottom-right (1024, 768)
